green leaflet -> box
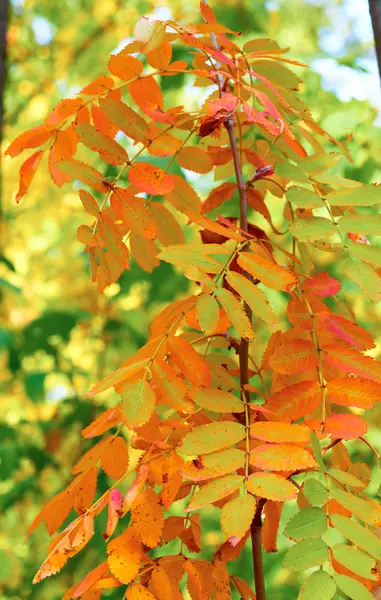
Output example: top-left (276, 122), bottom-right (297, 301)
top-left (330, 514), bottom-right (381, 560)
top-left (338, 214), bottom-right (381, 235)
top-left (75, 123), bottom-right (129, 165)
top-left (331, 544), bottom-right (377, 580)
top-left (188, 387), bottom-right (244, 413)
top-left (225, 271), bottom-right (276, 325)
top-left (251, 60), bottom-right (301, 90)
top-left (217, 287), bottom-right (254, 339)
top-left (327, 183), bottom-right (381, 206)
top-left (310, 432), bottom-right (325, 472)
top-left (158, 245), bottom-right (224, 274)
top-left (289, 217), bottom-right (337, 242)
top-left (286, 186), bottom-right (324, 208)
top-left (343, 257), bottom-right (381, 300)
top-left (122, 379), bottom-right (156, 427)
top-left (303, 478), bottom-right (328, 507)
top-left (187, 475), bottom-right (244, 511)
top-left (347, 241), bottom-right (381, 268)
top-left (298, 571), bottom-right (336, 600)
top-left (297, 152), bottom-right (342, 175)
top-left (179, 421), bottom-right (246, 456)
top-left (220, 493), bottom-right (256, 541)
top-left (99, 96), bottom-right (149, 143)
top-left (334, 575), bottom-right (374, 600)
top-left (275, 158), bottom-right (310, 183)
top-left (283, 538), bottom-right (329, 570)
top-left (330, 488), bottom-right (381, 527)
top-left (328, 468), bottom-right (365, 489)
top-left (196, 294), bottom-right (220, 334)
top-left (284, 507), bottom-right (327, 540)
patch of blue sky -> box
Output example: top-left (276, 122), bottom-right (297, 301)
top-left (31, 15), bottom-right (56, 46)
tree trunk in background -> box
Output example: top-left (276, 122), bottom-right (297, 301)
top-left (369, 0), bottom-right (381, 85)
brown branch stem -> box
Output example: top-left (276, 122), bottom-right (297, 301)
top-left (224, 116), bottom-right (266, 600)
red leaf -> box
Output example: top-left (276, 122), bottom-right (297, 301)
top-left (128, 162), bottom-right (174, 196)
top-left (324, 413), bottom-right (368, 440)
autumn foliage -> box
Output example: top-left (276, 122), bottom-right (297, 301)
top-left (5, 2), bottom-right (381, 599)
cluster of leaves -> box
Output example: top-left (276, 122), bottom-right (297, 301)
top-left (5, 2), bottom-right (381, 599)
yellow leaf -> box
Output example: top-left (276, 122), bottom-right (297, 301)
top-left (247, 473), bottom-right (297, 500)
top-left (180, 422), bottom-right (245, 456)
top-left (217, 288), bottom-right (254, 339)
top-left (221, 493), bottom-right (256, 541)
top-left (107, 527), bottom-right (141, 584)
top-left (187, 475), bottom-right (243, 511)
top-left (131, 490), bottom-right (164, 547)
top-left (121, 380), bottom-right (156, 428)
top-left (100, 437), bottom-right (129, 479)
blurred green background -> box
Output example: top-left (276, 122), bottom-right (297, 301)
top-left (1, 1), bottom-right (381, 598)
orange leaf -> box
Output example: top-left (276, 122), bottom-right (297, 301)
top-left (263, 381), bottom-right (322, 422)
top-left (108, 51), bottom-right (143, 81)
top-left (45, 98), bottom-right (84, 126)
top-left (323, 343), bottom-right (381, 383)
top-left (128, 162), bottom-right (174, 196)
top-left (327, 378), bottom-right (381, 408)
top-left (317, 313), bottom-right (375, 351)
top-left (72, 562), bottom-right (110, 598)
top-left (151, 359), bottom-right (193, 413)
top-left (15, 150), bottom-right (44, 203)
top-left (100, 437), bottom-right (129, 479)
top-left (129, 76), bottom-right (163, 114)
top-left (149, 202), bottom-right (185, 246)
top-left (111, 188), bottom-right (157, 239)
top-left (177, 146), bottom-right (214, 174)
top-left (57, 159), bottom-right (108, 193)
top-left (168, 336), bottom-right (212, 387)
top-left (161, 451), bottom-right (184, 510)
top-left (202, 182), bottom-right (236, 214)
top-left (107, 527), bottom-right (141, 584)
top-left (49, 129), bottom-right (77, 186)
top-left (247, 473), bottom-right (297, 500)
top-left (250, 443), bottom-right (317, 471)
top-left (263, 501), bottom-right (283, 552)
top-left (130, 233), bottom-right (159, 273)
top-left (146, 42), bottom-right (173, 70)
top-left (77, 225), bottom-right (98, 246)
top-left (4, 125), bottom-right (53, 157)
top-left (217, 287), bottom-right (254, 340)
top-left (238, 251), bottom-right (297, 291)
top-left (131, 489), bottom-right (164, 547)
top-left (80, 76), bottom-right (115, 96)
top-left (79, 189), bottom-right (100, 217)
top-left (126, 583), bottom-right (156, 600)
top-left (75, 123), bottom-right (129, 166)
top-left (250, 422), bottom-right (310, 443)
top-left (98, 96), bottom-right (149, 144)
top-left (85, 360), bottom-right (148, 396)
top-left (166, 174), bottom-right (202, 215)
top-left (268, 340), bottom-right (318, 374)
top-left (302, 271), bottom-right (341, 297)
top-left (324, 414), bottom-right (368, 440)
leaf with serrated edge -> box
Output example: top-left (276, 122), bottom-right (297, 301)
top-left (330, 514), bottom-right (381, 560)
top-left (284, 507), bottom-right (327, 540)
top-left (247, 473), bottom-right (297, 501)
top-left (188, 387), bottom-right (243, 413)
top-left (180, 422), bottom-right (245, 455)
top-left (334, 574), bottom-right (374, 600)
top-left (187, 475), bottom-right (243, 511)
top-left (298, 571), bottom-right (336, 600)
top-left (283, 538), bottom-right (329, 570)
top-left (221, 494), bottom-right (256, 541)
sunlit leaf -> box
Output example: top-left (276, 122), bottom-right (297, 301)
top-left (179, 422), bottom-right (245, 455)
